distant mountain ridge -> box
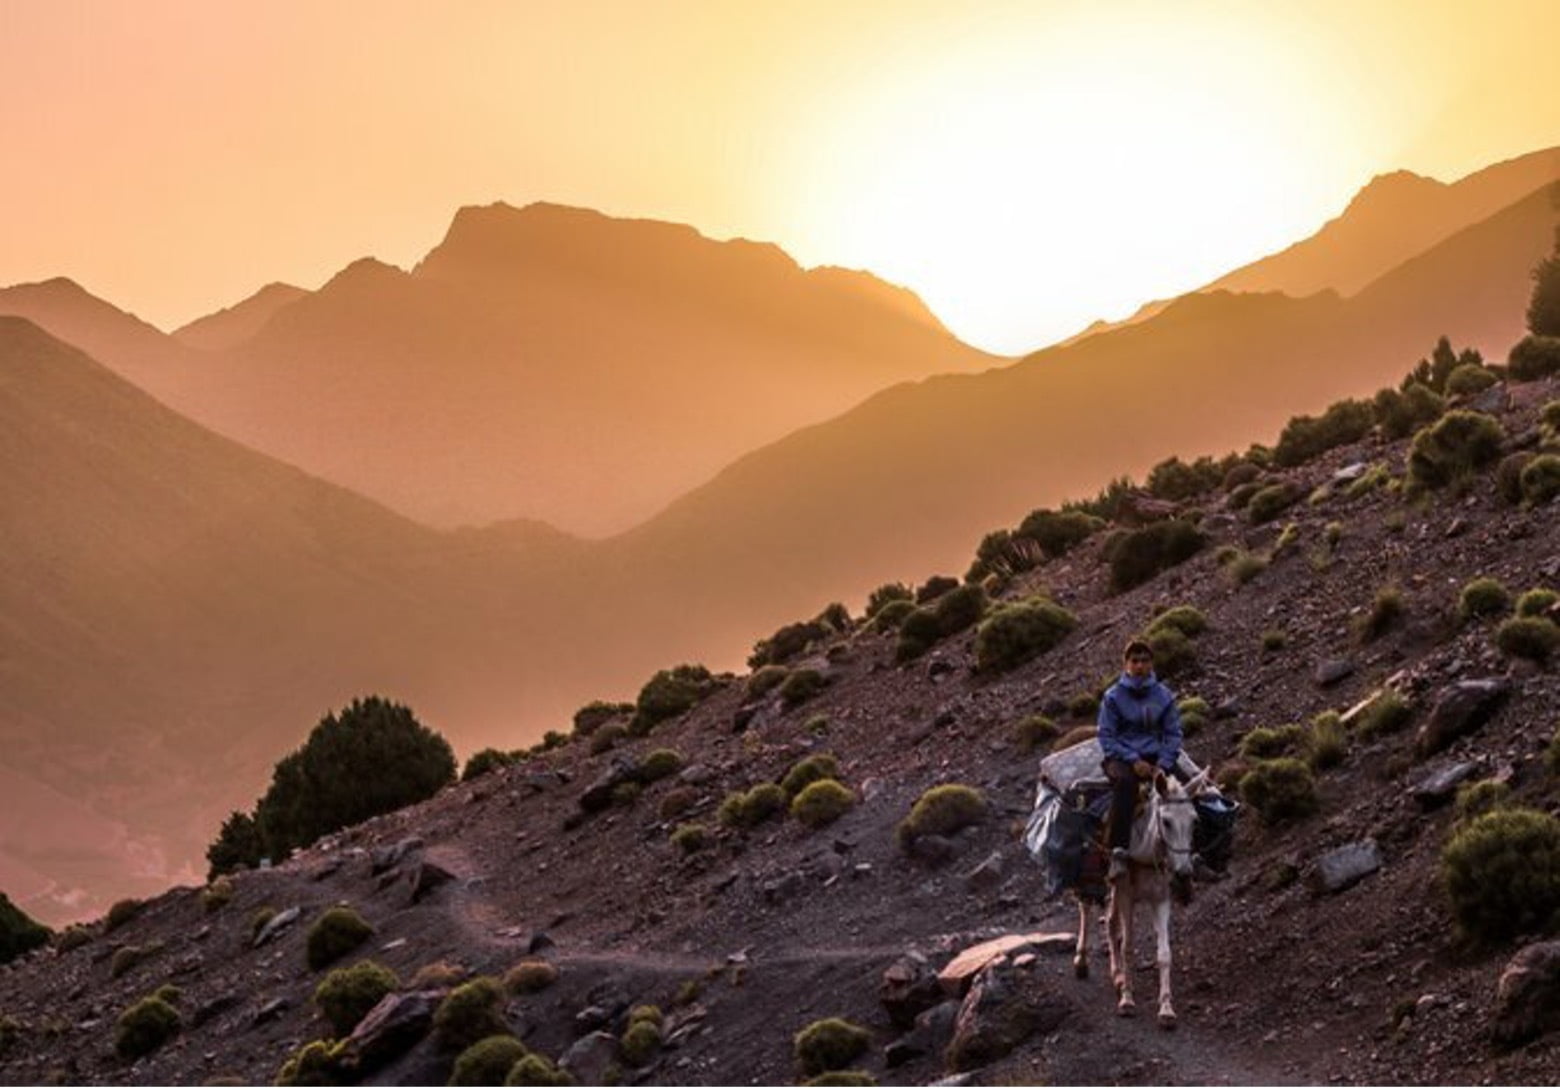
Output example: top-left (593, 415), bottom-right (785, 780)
top-left (172, 281), bottom-right (307, 350)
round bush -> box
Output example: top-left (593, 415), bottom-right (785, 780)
top-left (0, 893), bottom-right (50, 966)
top-left (1147, 605), bottom-right (1209, 637)
top-left (573, 700), bottom-right (633, 737)
top-left (915, 575), bottom-right (960, 603)
top-left (780, 669), bottom-right (829, 708)
top-left (114, 996), bottom-right (180, 1059)
top-left (1494, 617), bottom-right (1560, 662)
top-left (791, 780), bottom-right (857, 829)
top-left (200, 876), bottom-right (235, 914)
top-left (306, 906), bottom-right (374, 971)
top-left (782, 754), bottom-right (841, 797)
top-left (865, 582), bottom-right (913, 618)
top-left (619, 1019), bottom-right (662, 1066)
top-left (1016, 509), bottom-right (1104, 558)
top-left (462, 748), bottom-right (515, 782)
top-left (276, 1040), bottom-right (347, 1086)
top-left (503, 958), bottom-right (559, 995)
top-left (504, 1054), bottom-right (571, 1086)
top-left (1177, 697), bottom-right (1211, 738)
top-left (1441, 808), bottom-right (1560, 943)
top-left (1453, 780), bottom-right (1513, 826)
top-left (1247, 482), bottom-right (1302, 524)
top-left (632, 664), bottom-right (716, 734)
top-left (1239, 759), bottom-right (1319, 826)
top-left (1143, 626), bottom-right (1196, 678)
top-left (804, 1073), bottom-right (877, 1087)
top-left (1445, 363), bottom-right (1498, 397)
top-left (973, 597), bottom-right (1077, 674)
top-left (1407, 410), bottom-right (1505, 490)
top-left (315, 960), bottom-right (399, 1037)
top-left (588, 723), bottom-right (627, 755)
top-left (1459, 577), bottom-right (1511, 622)
top-left (657, 786), bottom-right (699, 821)
top-left (1106, 520), bottom-right (1206, 592)
top-left (1508, 335), bottom-right (1560, 381)
top-left (894, 607), bottom-right (943, 662)
top-left (1356, 585), bottom-right (1407, 643)
top-left (1012, 715), bottom-right (1059, 752)
top-left (1239, 725), bottom-right (1305, 760)
top-left (637, 748), bottom-right (683, 783)
top-left (105, 898), bottom-right (143, 932)
top-left (450, 1036), bottom-right (530, 1086)
top-left (1521, 454), bottom-right (1560, 504)
top-left (434, 976), bottom-right (510, 1052)
top-left (793, 1018), bottom-right (871, 1077)
top-left (870, 598), bottom-right (916, 632)
top-left (747, 665), bottom-right (789, 699)
top-left (1516, 588), bottom-right (1560, 617)
top-left (670, 822), bottom-right (709, 855)
top-left (719, 783), bottom-right (788, 828)
top-left (896, 785), bottom-right (988, 850)
top-left (1353, 690), bottom-right (1413, 740)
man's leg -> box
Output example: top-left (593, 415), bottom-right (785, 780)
top-left (1104, 759), bottom-right (1136, 877)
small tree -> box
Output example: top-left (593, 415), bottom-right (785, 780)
top-left (1528, 224), bottom-right (1560, 337)
top-left (206, 810), bottom-right (264, 879)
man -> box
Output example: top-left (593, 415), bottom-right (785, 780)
top-left (1098, 639), bottom-right (1183, 879)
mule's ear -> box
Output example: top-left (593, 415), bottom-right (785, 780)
top-left (1184, 770), bottom-right (1211, 796)
top-left (1154, 770), bottom-right (1170, 796)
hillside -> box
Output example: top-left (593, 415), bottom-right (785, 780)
top-left (171, 283), bottom-right (308, 351)
top-left (2, 358), bottom-right (1557, 1086)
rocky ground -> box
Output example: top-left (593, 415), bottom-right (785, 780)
top-left (2, 374), bottom-right (1560, 1086)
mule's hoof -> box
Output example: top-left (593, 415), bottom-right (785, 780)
top-left (1074, 961), bottom-right (1089, 980)
top-left (1116, 999), bottom-right (1136, 1018)
top-left (1158, 1010), bottom-right (1178, 1031)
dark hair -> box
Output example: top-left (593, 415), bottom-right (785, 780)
top-left (1123, 639), bottom-right (1154, 661)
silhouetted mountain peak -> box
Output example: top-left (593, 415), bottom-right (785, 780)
top-left (173, 282), bottom-right (308, 351)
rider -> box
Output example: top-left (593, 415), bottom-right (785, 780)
top-left (1098, 638), bottom-right (1183, 879)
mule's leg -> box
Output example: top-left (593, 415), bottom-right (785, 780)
top-left (1153, 893), bottom-right (1176, 1029)
top-left (1110, 881), bottom-right (1136, 1016)
top-left (1073, 897), bottom-right (1090, 979)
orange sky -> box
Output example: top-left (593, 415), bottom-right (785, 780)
top-left (2, 0), bottom-right (1558, 354)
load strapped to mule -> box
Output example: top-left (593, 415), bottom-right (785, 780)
top-left (1023, 737), bottom-right (1239, 901)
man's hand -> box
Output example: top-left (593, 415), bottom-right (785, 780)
top-left (1131, 759), bottom-right (1154, 779)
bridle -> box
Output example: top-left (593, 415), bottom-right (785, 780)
top-left (1148, 792), bottom-right (1198, 873)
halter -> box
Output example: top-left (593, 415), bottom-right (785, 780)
top-left (1144, 793), bottom-right (1198, 874)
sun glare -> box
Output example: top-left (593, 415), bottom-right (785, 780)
top-left (777, 9), bottom-right (1373, 354)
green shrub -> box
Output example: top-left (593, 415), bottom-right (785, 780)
top-left (1507, 335), bottom-right (1560, 381)
top-left (1223, 548), bottom-right (1268, 586)
top-left (503, 958), bottom-right (559, 995)
top-left (628, 1005), bottom-right (663, 1028)
top-left (631, 665), bottom-right (716, 735)
top-left (915, 575), bottom-right (960, 603)
top-left (1222, 461), bottom-right (1262, 489)
top-left (793, 1018), bottom-right (871, 1077)
top-left (1239, 724), bottom-right (1306, 760)
top-left (410, 960), bottom-right (468, 990)
top-left (610, 781), bottom-right (642, 807)
top-left (435, 977), bottom-right (510, 1052)
top-left (750, 619), bottom-right (831, 668)
top-left (1356, 585), bottom-right (1406, 643)
top-left (865, 582), bottom-right (913, 618)
top-left (619, 1019), bottom-right (662, 1066)
top-left (54, 925), bottom-right (92, 953)
top-left (670, 823), bottom-right (709, 855)
top-left (105, 898), bottom-right (143, 932)
top-left (896, 584), bottom-right (988, 661)
top-left (573, 701), bottom-right (633, 737)
top-left (966, 528), bottom-right (1041, 583)
top-left (1521, 454), bottom-right (1560, 503)
top-left (804, 1072), bottom-right (878, 1087)
top-left (1516, 588), bottom-right (1560, 617)
top-left (973, 597), bottom-right (1077, 673)
top-left (114, 995), bottom-right (180, 1059)
top-left (1445, 363), bottom-right (1499, 397)
top-left (1065, 692), bottom-right (1100, 721)
top-left (0, 893), bottom-right (49, 966)
top-left (1374, 383), bottom-right (1445, 439)
top-left (1016, 509), bottom-right (1104, 558)
top-left (1306, 712), bottom-right (1348, 771)
top-left (780, 669), bottom-right (829, 708)
top-left (276, 1040), bottom-right (349, 1086)
top-left (804, 714), bottom-right (830, 737)
top-left (1247, 482), bottom-right (1302, 524)
top-left (638, 749), bottom-right (683, 783)
top-left (1012, 715), bottom-right (1059, 752)
top-left (1143, 625), bottom-right (1196, 678)
top-left (1459, 577), bottom-right (1511, 622)
top-left (1407, 410), bottom-right (1505, 491)
top-left (314, 960), bottom-right (398, 1036)
top-left (589, 722), bottom-right (627, 755)
top-left (1353, 690), bottom-right (1412, 740)
top-left (1273, 398), bottom-right (1374, 467)
top-left (1239, 759), bottom-right (1319, 826)
top-left (503, 1054), bottom-right (571, 1086)
top-left (896, 785), bottom-right (988, 850)
top-left (451, 1036), bottom-right (530, 1086)
top-left (199, 875), bottom-right (235, 914)
top-left (1454, 780), bottom-right (1513, 826)
top-left (110, 943), bottom-right (159, 980)
top-left (791, 780), bottom-right (857, 829)
top-left (1176, 697), bottom-right (1211, 739)
top-left (1494, 616), bottom-right (1560, 662)
top-left (781, 754), bottom-right (841, 797)
top-left (747, 665), bottom-right (790, 699)
top-left (870, 599), bottom-right (916, 632)
top-left (1147, 605), bottom-right (1208, 638)
top-left (657, 786), bottom-right (699, 822)
top-left (1146, 455), bottom-right (1222, 501)
top-left (1441, 808), bottom-right (1560, 943)
top-left (306, 907), bottom-right (374, 971)
top-left (462, 748), bottom-right (516, 782)
top-left (1345, 464), bottom-right (1392, 499)
top-left (1544, 400), bottom-right (1560, 433)
top-left (1106, 520), bottom-right (1206, 592)
top-left (250, 905), bottom-right (278, 943)
top-left (1227, 481), bottom-right (1262, 510)
top-left (206, 810), bottom-right (264, 878)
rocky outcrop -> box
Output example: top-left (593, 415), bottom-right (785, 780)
top-left (1493, 941), bottom-right (1560, 1047)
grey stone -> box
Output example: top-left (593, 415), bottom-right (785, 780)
top-left (963, 851), bottom-right (1005, 892)
top-left (880, 953), bottom-right (943, 1030)
top-left (1310, 840), bottom-right (1382, 894)
top-left (251, 996), bottom-right (291, 1025)
top-left (310, 858), bottom-right (344, 881)
top-left (339, 989), bottom-right (444, 1073)
top-left (526, 931), bottom-right (554, 954)
top-left (406, 860), bottom-right (456, 904)
top-left (580, 756), bottom-right (641, 812)
top-left (1468, 384), bottom-right (1509, 415)
top-left (191, 993), bottom-right (240, 1028)
top-left (945, 961), bottom-right (1070, 1072)
top-left (1410, 762), bottom-right (1480, 809)
top-left (560, 1031), bottom-right (620, 1084)
top-left (1313, 658), bottom-right (1356, 687)
top-left (1494, 941), bottom-right (1560, 1046)
top-left (1332, 462), bottom-right (1370, 483)
top-left (574, 998), bottom-right (628, 1035)
top-left (908, 834), bottom-right (961, 866)
top-left (1415, 678), bottom-right (1512, 757)
top-left (251, 906), bottom-right (300, 948)
top-left (678, 764), bottom-right (715, 786)
top-left (370, 837), bottom-right (424, 875)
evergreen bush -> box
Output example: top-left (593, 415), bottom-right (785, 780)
top-left (1353, 691), bottom-right (1412, 740)
top-left (896, 785), bottom-right (988, 850)
top-left (503, 1053), bottom-right (571, 1085)
top-left (1239, 759), bottom-right (1319, 826)
top-left (451, 1036), bottom-right (529, 1086)
top-left (1016, 509), bottom-right (1105, 558)
top-left (1507, 335), bottom-right (1560, 381)
top-left (462, 748), bottom-right (516, 782)
top-left (314, 960), bottom-right (398, 1036)
top-left (1247, 482), bottom-right (1302, 524)
top-left (631, 665), bottom-right (716, 735)
top-left (1273, 399), bottom-right (1374, 467)
top-left (1441, 808), bottom-right (1560, 943)
top-left (780, 669), bottom-right (829, 708)
top-left (781, 754), bottom-right (841, 797)
top-left (670, 823), bottom-right (709, 855)
top-left (973, 597), bottom-right (1077, 673)
top-left (504, 958), bottom-right (559, 995)
top-left (0, 893), bottom-right (49, 966)
top-left (791, 780), bottom-right (857, 829)
top-left (793, 1018), bottom-right (871, 1077)
top-left (865, 583), bottom-right (913, 618)
top-left (746, 665), bottom-right (789, 699)
top-left (434, 977), bottom-right (510, 1052)
top-left (1459, 577), bottom-right (1511, 622)
top-left (1516, 588), bottom-right (1559, 617)
top-left (305, 907), bottom-right (375, 971)
top-left (1373, 383), bottom-right (1444, 439)
top-left (1445, 363), bottom-right (1498, 397)
top-left (1012, 715), bottom-right (1059, 752)
top-left (1106, 520), bottom-right (1206, 592)
top-left (1239, 724), bottom-right (1306, 760)
top-left (637, 749), bottom-right (684, 783)
top-left (114, 995), bottom-right (180, 1059)
top-left (1520, 454), bottom-right (1560, 503)
top-left (1406, 411), bottom-right (1505, 490)
top-left (1453, 780), bottom-right (1513, 826)
top-left (1494, 616), bottom-right (1560, 662)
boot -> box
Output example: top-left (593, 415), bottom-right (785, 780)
top-left (1108, 847), bottom-right (1128, 880)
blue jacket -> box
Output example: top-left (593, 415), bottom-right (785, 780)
top-left (1097, 671), bottom-right (1183, 770)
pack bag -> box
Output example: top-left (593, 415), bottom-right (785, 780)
top-left (1192, 793), bottom-right (1239, 873)
top-left (1024, 779), bottom-right (1112, 898)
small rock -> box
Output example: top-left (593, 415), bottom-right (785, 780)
top-left (406, 860), bottom-right (456, 905)
top-left (945, 960), bottom-right (1070, 1072)
top-left (526, 931), bottom-right (554, 954)
top-left (1415, 678), bottom-right (1512, 757)
top-left (251, 906), bottom-right (301, 948)
top-left (1332, 462), bottom-right (1370, 483)
top-left (1314, 658), bottom-right (1356, 687)
top-left (886, 999), bottom-right (961, 1068)
top-left (963, 851), bottom-right (1005, 892)
top-left (560, 1031), bottom-right (619, 1084)
top-left (1410, 762), bottom-right (1479, 809)
top-left (252, 997), bottom-right (291, 1025)
top-left (580, 756), bottom-right (641, 812)
top-left (339, 989), bottom-right (445, 1073)
top-left (370, 836), bottom-right (424, 875)
top-left (908, 834), bottom-right (961, 866)
top-left (1309, 840), bottom-right (1382, 894)
top-left (880, 953), bottom-right (943, 1029)
top-left (1493, 941), bottom-right (1560, 1047)
top-left (678, 764), bottom-right (715, 786)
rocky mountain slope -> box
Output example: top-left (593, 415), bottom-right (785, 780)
top-left (3, 357), bottom-right (1556, 1085)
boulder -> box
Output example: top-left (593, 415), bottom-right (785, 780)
top-left (1415, 679), bottom-right (1511, 757)
top-left (370, 837), bottom-right (424, 875)
top-left (580, 756), bottom-right (641, 812)
top-left (1410, 762), bottom-right (1480, 809)
top-left (1309, 840), bottom-right (1381, 894)
top-left (1493, 941), bottom-right (1560, 1047)
top-left (406, 860), bottom-right (456, 905)
top-left (937, 933), bottom-right (1073, 997)
top-left (1313, 658), bottom-right (1355, 687)
top-left (880, 953), bottom-right (943, 1029)
top-left (560, 1031), bottom-right (620, 1085)
top-left (885, 1000), bottom-right (960, 1067)
top-left (963, 851), bottom-right (1005, 892)
top-left (339, 989), bottom-right (444, 1073)
top-left (251, 906), bottom-right (301, 948)
top-left (944, 961), bottom-right (1070, 1072)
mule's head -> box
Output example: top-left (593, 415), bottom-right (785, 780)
top-left (1152, 772), bottom-right (1198, 880)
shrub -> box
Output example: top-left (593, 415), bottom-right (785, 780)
top-left (435, 977), bottom-right (510, 1052)
top-left (200, 875), bottom-right (235, 914)
top-left (462, 748), bottom-right (516, 782)
top-left (750, 619), bottom-right (830, 668)
top-left (791, 780), bottom-right (857, 829)
top-left (55, 925), bottom-right (93, 953)
top-left (1223, 549), bottom-right (1268, 586)
top-left (670, 823), bottom-right (709, 855)
top-left (1239, 725), bottom-right (1305, 761)
top-left (1239, 759), bottom-right (1319, 826)
top-left (658, 786), bottom-right (699, 821)
top-left (0, 893), bottom-right (49, 966)
top-left (1507, 335), bottom-right (1560, 381)
top-left (1441, 808), bottom-right (1560, 943)
top-left (1356, 585), bottom-right (1406, 643)
top-left (1459, 577), bottom-right (1511, 622)
top-left (1227, 481), bottom-right (1262, 510)
top-left (1064, 693), bottom-right (1099, 723)
top-left (451, 1036), bottom-right (530, 1086)
top-left (410, 960), bottom-right (469, 989)
top-left (1374, 383), bottom-right (1445, 439)
top-left (1496, 452), bottom-right (1533, 504)
top-left (1143, 626), bottom-right (1196, 678)
top-left (638, 749), bottom-right (683, 783)
top-left (747, 665), bottom-right (789, 699)
top-left (1176, 697), bottom-right (1211, 738)
top-left (804, 714), bottom-right (830, 736)
top-left (1353, 690), bottom-right (1413, 740)
top-left (503, 958), bottom-right (559, 995)
top-left (573, 701), bottom-right (633, 737)
top-left (250, 905), bottom-right (278, 943)
top-left (1306, 712), bottom-right (1348, 771)
top-left (1012, 715), bottom-right (1059, 752)
top-left (803, 1075), bottom-right (877, 1087)
top-left (1544, 399), bottom-right (1560, 433)
top-left (793, 1018), bottom-right (871, 1077)
top-left (1406, 411), bottom-right (1505, 490)
top-left (589, 722), bottom-right (628, 755)
top-left (111, 943), bottom-right (158, 980)
top-left (915, 575), bottom-right (960, 603)
top-left (1445, 363), bottom-right (1498, 397)
top-left (631, 665), bottom-right (716, 734)
top-left (896, 785), bottom-right (988, 850)
top-left (865, 582), bottom-right (913, 618)
top-left (966, 528), bottom-right (1041, 583)
top-left (610, 781), bottom-right (642, 808)
top-left (1516, 588), bottom-right (1560, 618)
top-left (253, 697), bottom-right (456, 860)
top-left (276, 1040), bottom-right (349, 1086)
top-left (781, 754), bottom-right (841, 797)
top-left (503, 1053), bottom-right (571, 1085)
top-left (871, 599), bottom-right (916, 632)
top-left (114, 995), bottom-right (180, 1059)
top-left (1017, 509), bottom-right (1105, 558)
top-left (1147, 605), bottom-right (1208, 638)
top-left (105, 898), bottom-right (143, 932)
top-left (780, 669), bottom-right (829, 708)
top-left (973, 597), bottom-right (1077, 673)
top-left (1247, 482), bottom-right (1302, 525)
top-left (1345, 464), bottom-right (1392, 500)
top-left (1273, 398), bottom-right (1374, 467)
top-left (1494, 617), bottom-right (1560, 662)
top-left (1261, 629), bottom-right (1288, 652)
top-left (206, 810), bottom-right (263, 878)
top-left (1106, 520), bottom-right (1206, 592)
top-left (1146, 455), bottom-right (1222, 501)
top-left (305, 907), bottom-right (374, 971)
top-left (896, 585), bottom-right (988, 661)
top-left (1454, 780), bottom-right (1513, 826)
top-left (619, 1019), bottom-right (662, 1066)
top-left (1521, 454), bottom-right (1560, 503)
top-left (315, 960), bottom-right (398, 1036)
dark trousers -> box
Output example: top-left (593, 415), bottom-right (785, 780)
top-left (1103, 758), bottom-right (1140, 852)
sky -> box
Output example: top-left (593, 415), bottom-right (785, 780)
top-left (1, 0), bottom-right (1558, 355)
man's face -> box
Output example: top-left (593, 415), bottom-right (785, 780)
top-left (1125, 652), bottom-right (1153, 680)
